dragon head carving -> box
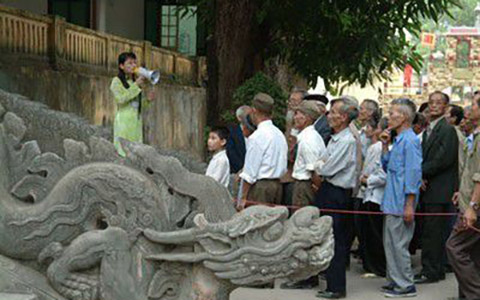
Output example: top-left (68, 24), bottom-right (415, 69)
top-left (144, 205), bottom-right (334, 286)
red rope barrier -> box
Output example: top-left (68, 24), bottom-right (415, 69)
top-left (241, 200), bottom-right (458, 216)
top-left (237, 199), bottom-right (480, 233)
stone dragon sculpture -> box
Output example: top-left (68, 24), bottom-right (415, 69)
top-left (0, 90), bottom-right (334, 300)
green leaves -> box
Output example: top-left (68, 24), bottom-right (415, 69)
top-left (179, 0), bottom-right (457, 95)
top-left (252, 0), bottom-right (457, 90)
top-left (223, 72), bottom-right (288, 131)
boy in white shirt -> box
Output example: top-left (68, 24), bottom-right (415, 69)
top-left (205, 127), bottom-right (230, 188)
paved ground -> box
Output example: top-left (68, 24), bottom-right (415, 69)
top-left (231, 253), bottom-right (458, 300)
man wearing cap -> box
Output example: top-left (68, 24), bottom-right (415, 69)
top-left (304, 94), bottom-right (332, 145)
top-left (237, 93), bottom-right (288, 208)
top-left (279, 100), bottom-right (328, 291)
top-left (291, 101), bottom-right (327, 207)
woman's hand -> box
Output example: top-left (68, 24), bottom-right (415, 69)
top-left (135, 76), bottom-right (146, 87)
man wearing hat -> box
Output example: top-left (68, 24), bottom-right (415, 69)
top-left (238, 93), bottom-right (288, 208)
top-left (304, 94), bottom-right (332, 145)
top-left (291, 101), bottom-right (327, 207)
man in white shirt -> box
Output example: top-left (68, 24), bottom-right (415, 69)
top-left (238, 93), bottom-right (288, 208)
top-left (280, 100), bottom-right (327, 291)
top-left (292, 101), bottom-right (326, 207)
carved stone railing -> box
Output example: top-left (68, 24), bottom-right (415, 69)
top-left (0, 5), bottom-right (206, 85)
top-left (0, 6), bottom-right (50, 57)
top-left (65, 24), bottom-right (107, 67)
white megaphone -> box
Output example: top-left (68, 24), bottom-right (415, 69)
top-left (135, 67), bottom-right (160, 84)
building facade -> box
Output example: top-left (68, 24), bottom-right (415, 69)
top-left (0, 0), bottom-right (205, 56)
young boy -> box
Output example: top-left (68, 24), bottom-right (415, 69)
top-left (206, 127), bottom-right (230, 188)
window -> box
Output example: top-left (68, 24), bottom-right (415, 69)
top-left (145, 0), bottom-right (204, 56)
top-left (161, 5), bottom-right (179, 49)
top-left (456, 39), bottom-right (470, 68)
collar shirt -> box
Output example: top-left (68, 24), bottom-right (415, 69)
top-left (429, 116), bottom-right (444, 131)
top-left (360, 127), bottom-right (372, 158)
top-left (425, 116), bottom-right (444, 140)
top-left (362, 142), bottom-right (387, 205)
top-left (466, 133), bottom-right (474, 153)
top-left (205, 150), bottom-right (230, 187)
top-left (417, 131), bottom-right (424, 144)
top-left (349, 122), bottom-right (364, 193)
top-left (314, 127), bottom-right (357, 189)
top-left (292, 125), bottom-right (327, 180)
top-left (458, 131), bottom-right (480, 212)
top-left (381, 128), bottom-right (422, 215)
top-left (314, 115), bottom-right (332, 145)
top-left (240, 120), bottom-right (288, 184)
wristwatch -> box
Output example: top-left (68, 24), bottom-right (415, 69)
top-left (469, 201), bottom-right (480, 211)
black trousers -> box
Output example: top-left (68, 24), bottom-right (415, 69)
top-left (361, 201), bottom-right (386, 277)
top-left (315, 181), bottom-right (349, 293)
top-left (421, 203), bottom-right (451, 280)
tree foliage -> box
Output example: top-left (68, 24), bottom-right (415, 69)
top-left (221, 72), bottom-right (288, 131)
top-left (183, 0), bottom-right (457, 90)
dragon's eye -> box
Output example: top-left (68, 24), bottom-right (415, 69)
top-left (263, 222), bottom-right (284, 241)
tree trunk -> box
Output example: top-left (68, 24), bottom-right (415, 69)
top-left (206, 0), bottom-right (261, 126)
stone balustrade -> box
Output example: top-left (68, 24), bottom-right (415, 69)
top-left (0, 4), bottom-right (206, 85)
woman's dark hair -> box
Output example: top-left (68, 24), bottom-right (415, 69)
top-left (117, 52), bottom-right (137, 89)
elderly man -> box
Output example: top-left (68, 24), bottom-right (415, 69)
top-left (446, 104), bottom-right (465, 166)
top-left (280, 101), bottom-right (327, 290)
top-left (238, 93), bottom-right (288, 208)
top-left (446, 93), bottom-right (480, 300)
top-left (462, 105), bottom-right (475, 137)
top-left (291, 101), bottom-right (327, 207)
top-left (380, 98), bottom-right (422, 298)
top-left (446, 104), bottom-right (464, 127)
top-left (226, 105), bottom-right (252, 174)
top-left (282, 88), bottom-right (308, 206)
top-left (358, 99), bottom-right (381, 154)
top-left (313, 97), bottom-right (359, 299)
top-left (349, 99), bottom-right (380, 264)
top-left (304, 94), bottom-right (331, 144)
top-left (286, 87), bottom-right (308, 138)
top-left (414, 92), bottom-right (458, 285)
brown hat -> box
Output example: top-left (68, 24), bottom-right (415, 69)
top-left (252, 93), bottom-right (275, 113)
top-left (296, 100), bottom-right (322, 120)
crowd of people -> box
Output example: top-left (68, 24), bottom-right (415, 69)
top-left (108, 50), bottom-right (479, 300)
top-left (204, 89), bottom-right (480, 300)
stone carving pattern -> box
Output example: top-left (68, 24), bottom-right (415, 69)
top-left (0, 91), bottom-right (334, 300)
